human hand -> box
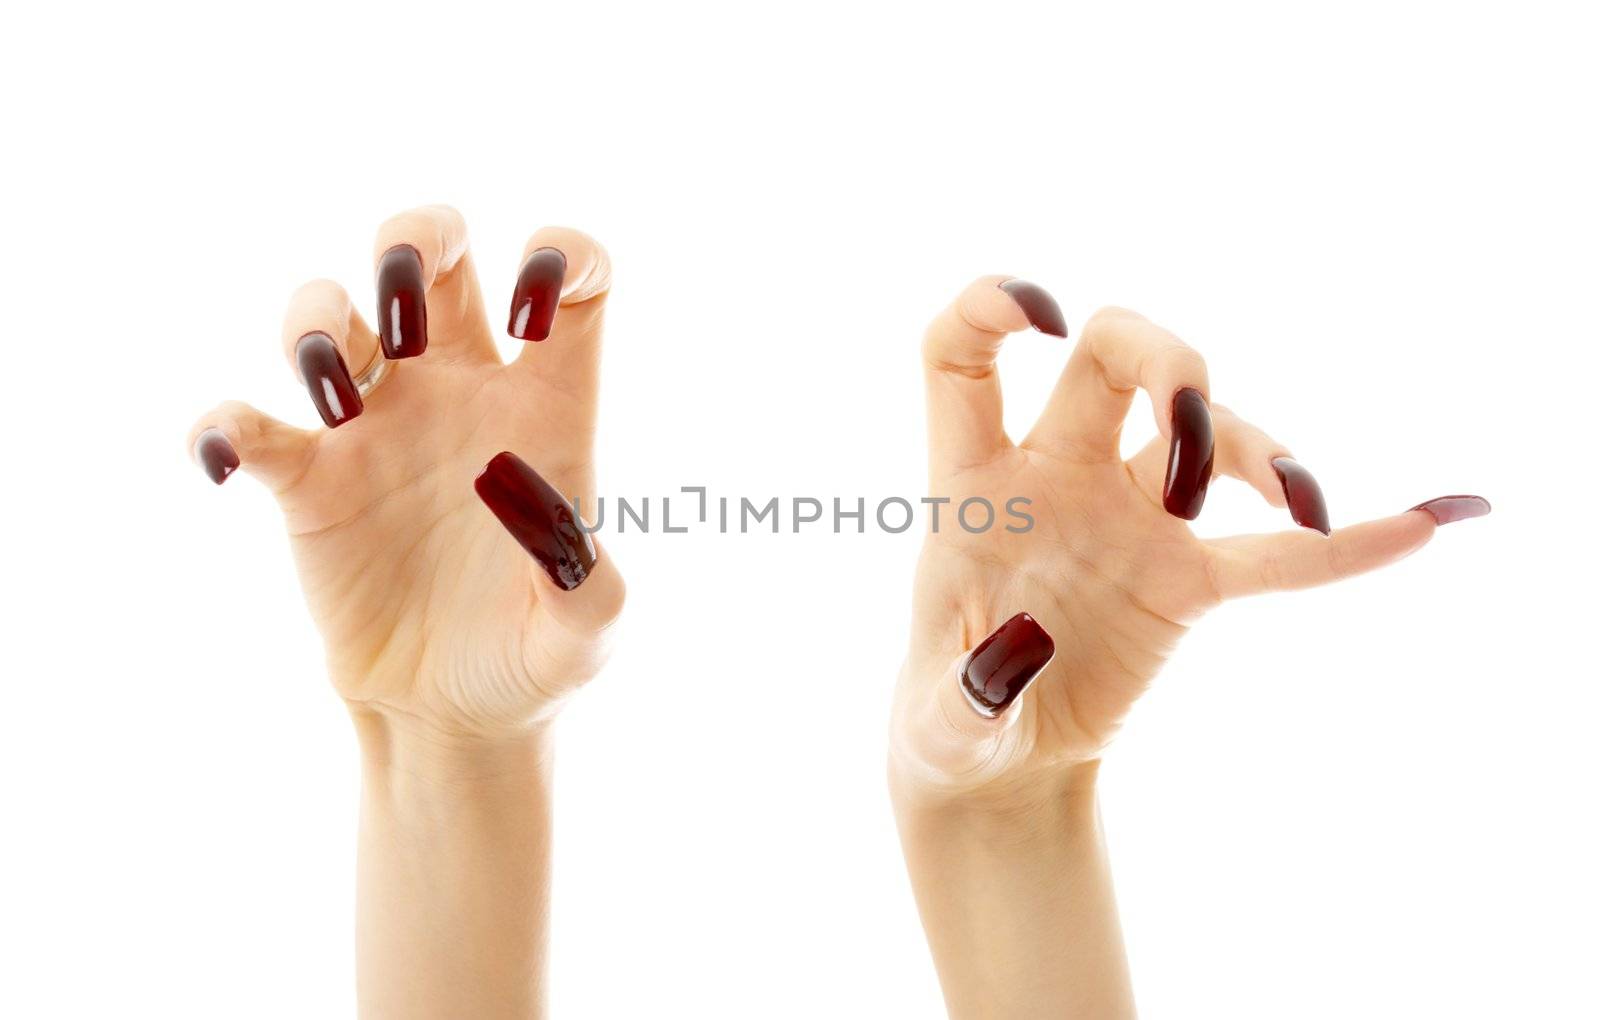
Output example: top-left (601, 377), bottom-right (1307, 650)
top-left (891, 278), bottom-right (1488, 806)
top-left (188, 206), bottom-right (625, 744)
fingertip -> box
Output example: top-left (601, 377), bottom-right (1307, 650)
top-left (521, 226), bottom-right (611, 305)
top-left (1271, 457), bottom-right (1331, 535)
top-left (957, 274), bottom-right (1032, 335)
top-left (998, 279), bottom-right (1069, 337)
top-left (1409, 494), bottom-right (1492, 526)
top-left (374, 204), bottom-right (470, 284)
top-left (192, 428), bottom-right (239, 485)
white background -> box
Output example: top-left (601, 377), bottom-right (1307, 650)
top-left (2, 2), bottom-right (1596, 1017)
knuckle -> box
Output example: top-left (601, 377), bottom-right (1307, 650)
top-left (1081, 305), bottom-right (1133, 343)
top-left (1162, 343), bottom-right (1208, 379)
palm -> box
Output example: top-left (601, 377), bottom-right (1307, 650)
top-left (915, 447), bottom-right (1210, 771)
top-left (279, 363), bottom-right (594, 724)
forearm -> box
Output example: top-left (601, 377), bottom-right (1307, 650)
top-left (892, 763), bottom-right (1134, 1019)
top-left (351, 708), bottom-right (554, 1019)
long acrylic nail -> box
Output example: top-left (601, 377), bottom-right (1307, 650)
top-left (376, 245), bottom-right (427, 359)
top-left (998, 279), bottom-right (1068, 337)
top-left (1410, 495), bottom-right (1491, 525)
top-left (195, 428), bottom-right (239, 485)
top-left (295, 332), bottom-right (362, 428)
top-left (474, 452), bottom-right (597, 590)
top-left (1271, 457), bottom-right (1331, 535)
top-left (1163, 388), bottom-right (1215, 520)
top-left (960, 612), bottom-right (1056, 718)
top-left (507, 248), bottom-right (567, 342)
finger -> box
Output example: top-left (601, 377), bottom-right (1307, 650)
top-left (372, 204), bottom-right (493, 362)
top-left (506, 225), bottom-right (612, 413)
top-left (187, 401), bottom-right (316, 493)
top-left (1126, 404), bottom-right (1332, 534)
top-left (1207, 511), bottom-right (1437, 599)
top-left (898, 613), bottom-right (1054, 784)
top-left (1025, 306), bottom-right (1214, 518)
top-left (922, 276), bottom-right (1068, 476)
top-left (503, 229), bottom-right (613, 440)
top-left (280, 279), bottom-right (380, 429)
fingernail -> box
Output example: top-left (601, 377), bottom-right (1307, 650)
top-left (194, 428), bottom-right (239, 485)
top-left (474, 452), bottom-right (597, 590)
top-left (1163, 388), bottom-right (1215, 520)
top-left (998, 279), bottom-right (1068, 337)
top-left (1409, 495), bottom-right (1491, 525)
top-left (376, 245), bottom-right (427, 359)
top-left (295, 333), bottom-right (362, 428)
top-left (960, 612), bottom-right (1056, 718)
top-left (507, 248), bottom-right (567, 341)
top-left (1271, 457), bottom-right (1331, 535)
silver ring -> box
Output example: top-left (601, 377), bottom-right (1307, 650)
top-left (352, 349), bottom-right (391, 397)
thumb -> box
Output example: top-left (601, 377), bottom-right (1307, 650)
top-left (474, 451), bottom-right (626, 694)
top-left (900, 613), bottom-right (1056, 785)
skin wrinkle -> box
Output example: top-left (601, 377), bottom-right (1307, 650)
top-left (1025, 476), bottom-right (1190, 630)
top-left (925, 356), bottom-right (1000, 381)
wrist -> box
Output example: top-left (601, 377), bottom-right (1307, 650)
top-left (890, 754), bottom-right (1102, 833)
top-left (350, 704), bottom-right (552, 805)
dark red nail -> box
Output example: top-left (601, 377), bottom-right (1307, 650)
top-left (1163, 388), bottom-right (1215, 520)
top-left (507, 248), bottom-right (566, 342)
top-left (195, 428), bottom-right (239, 485)
top-left (1271, 457), bottom-right (1331, 535)
top-left (295, 332), bottom-right (362, 428)
top-left (1409, 495), bottom-right (1491, 525)
top-left (376, 245), bottom-right (427, 359)
top-left (998, 279), bottom-right (1068, 337)
top-left (959, 612), bottom-right (1056, 718)
top-left (474, 452), bottom-right (597, 591)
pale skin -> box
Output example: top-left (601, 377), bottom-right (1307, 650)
top-left (890, 278), bottom-right (1484, 1018)
top-left (189, 220), bottom-right (1481, 1017)
top-left (188, 206), bottom-right (624, 1019)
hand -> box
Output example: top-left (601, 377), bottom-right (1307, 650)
top-left (889, 278), bottom-right (1488, 1018)
top-left (892, 277), bottom-right (1488, 804)
top-left (188, 205), bottom-right (625, 741)
top-left (189, 206), bottom-right (627, 1017)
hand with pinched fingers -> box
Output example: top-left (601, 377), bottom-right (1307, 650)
top-left (892, 278), bottom-right (1489, 802)
top-left (188, 205), bottom-right (624, 738)
top-left (890, 278), bottom-right (1488, 1018)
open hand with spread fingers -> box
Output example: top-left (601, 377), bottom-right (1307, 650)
top-left (188, 205), bottom-right (624, 1018)
top-left (889, 277), bottom-right (1488, 1019)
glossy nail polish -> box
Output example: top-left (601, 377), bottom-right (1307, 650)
top-left (1410, 495), bottom-right (1491, 525)
top-left (295, 332), bottom-right (362, 428)
top-left (1271, 457), bottom-right (1331, 535)
top-left (376, 245), bottom-right (427, 359)
top-left (507, 248), bottom-right (566, 341)
top-left (474, 452), bottom-right (597, 590)
top-left (998, 279), bottom-right (1068, 337)
top-left (195, 428), bottom-right (239, 485)
top-left (1163, 388), bottom-right (1215, 520)
top-left (960, 612), bottom-right (1056, 718)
